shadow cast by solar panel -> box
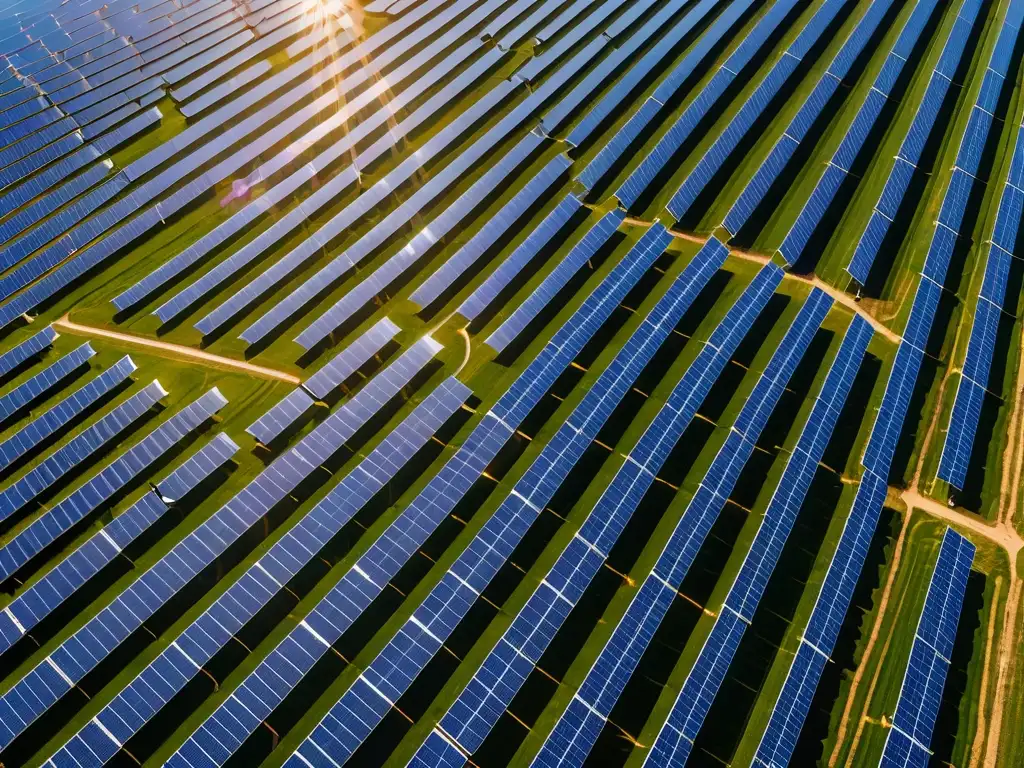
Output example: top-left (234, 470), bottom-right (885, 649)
top-left (0, 393), bottom-right (165, 541)
top-left (463, 204), bottom-right (592, 336)
top-left (928, 567), bottom-right (984, 767)
top-left (1, 411), bottom-right (213, 593)
top-left (677, 0), bottom-right (901, 236)
top-left (0, 354), bottom-right (91, 432)
top-left (789, 504), bottom-right (900, 767)
top-left (857, 0), bottom-right (999, 296)
top-left (491, 230), bottom-right (626, 366)
top-left (0, 457), bottom-right (237, 678)
top-left (0, 345), bottom-right (50, 387)
top-left (820, 350), bottom-right (882, 471)
top-left (889, 354), bottom-right (941, 486)
top-left (687, 464), bottom-right (847, 766)
top-left (117, 395), bottom-right (472, 767)
top-left (580, 0), bottom-right (795, 208)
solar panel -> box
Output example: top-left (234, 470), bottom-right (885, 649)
top-left (303, 317), bottom-right (400, 400)
top-left (880, 528), bottom-right (974, 765)
top-left (246, 388), bottom-right (314, 446)
top-left (1, 340), bottom-right (441, 755)
top-left (458, 193), bottom-right (583, 321)
top-left (486, 208), bottom-right (625, 353)
top-left (753, 469), bottom-right (888, 767)
top-left (845, 0), bottom-right (988, 282)
top-left (0, 354), bottom-right (135, 472)
top-left (0, 325), bottom-right (56, 379)
top-left (0, 341), bottom-right (95, 425)
top-left (643, 315), bottom-right (871, 764)
top-left (0, 387), bottom-right (226, 584)
top-left (69, 377), bottom-right (471, 768)
top-left (532, 265), bottom-right (794, 768)
top-left (0, 432), bottom-right (238, 660)
top-left (778, 164), bottom-right (847, 265)
top-left (612, 0), bottom-right (802, 209)
top-left (410, 154), bottom-right (572, 310)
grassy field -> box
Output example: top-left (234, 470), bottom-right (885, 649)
top-left (0, 0), bottom-right (1021, 765)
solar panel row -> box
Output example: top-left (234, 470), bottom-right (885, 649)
top-left (530, 265), bottom-right (794, 768)
top-left (404, 237), bottom-right (731, 767)
top-left (84, 377), bottom-right (471, 768)
top-left (644, 315), bottom-right (873, 766)
top-left (939, 27), bottom-right (1024, 488)
top-left (0, 432), bottom-right (238, 660)
top-left (0, 325), bottom-right (57, 378)
top-left (1, 339), bottom-right (441, 754)
top-left (612, 0), bottom-right (802, 208)
top-left (879, 527), bottom-right (975, 767)
top-left (0, 386), bottom-right (226, 585)
top-left (0, 354), bottom-right (135, 472)
top-left (486, 208), bottom-right (626, 353)
top-left (671, 0), bottom-right (879, 223)
top-left (847, 0), bottom-right (987, 283)
top-left (725, 0), bottom-right (939, 236)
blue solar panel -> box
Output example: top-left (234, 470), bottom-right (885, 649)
top-left (0, 354), bottom-right (135, 472)
top-left (0, 342), bottom-right (94, 425)
top-left (0, 387), bottom-right (226, 584)
top-left (0, 325), bottom-right (56, 379)
top-left (458, 193), bottom-right (583, 321)
top-left (0, 432), bottom-right (237, 660)
top-left (724, 134), bottom-right (798, 234)
top-left (753, 469), bottom-right (887, 767)
top-left (778, 164), bottom-right (846, 265)
top-left (303, 317), bottom-right (400, 400)
top-left (881, 529), bottom-right (974, 763)
top-left (3, 341), bottom-right (440, 756)
top-left (410, 155), bottom-right (572, 310)
top-left (486, 209), bottom-right (625, 352)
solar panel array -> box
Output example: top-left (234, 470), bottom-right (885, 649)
top-left (0, 0), bottom-right (1014, 765)
top-left (644, 314), bottom-right (873, 766)
top-left (878, 527), bottom-right (975, 767)
top-left (846, 0), bottom-right (990, 283)
top-left (938, 18), bottom-right (1024, 487)
top-left (725, 0), bottom-right (940, 237)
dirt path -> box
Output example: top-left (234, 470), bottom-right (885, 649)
top-left (53, 316), bottom-right (301, 384)
top-left (456, 328), bottom-right (471, 376)
top-left (829, 510), bottom-right (911, 766)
